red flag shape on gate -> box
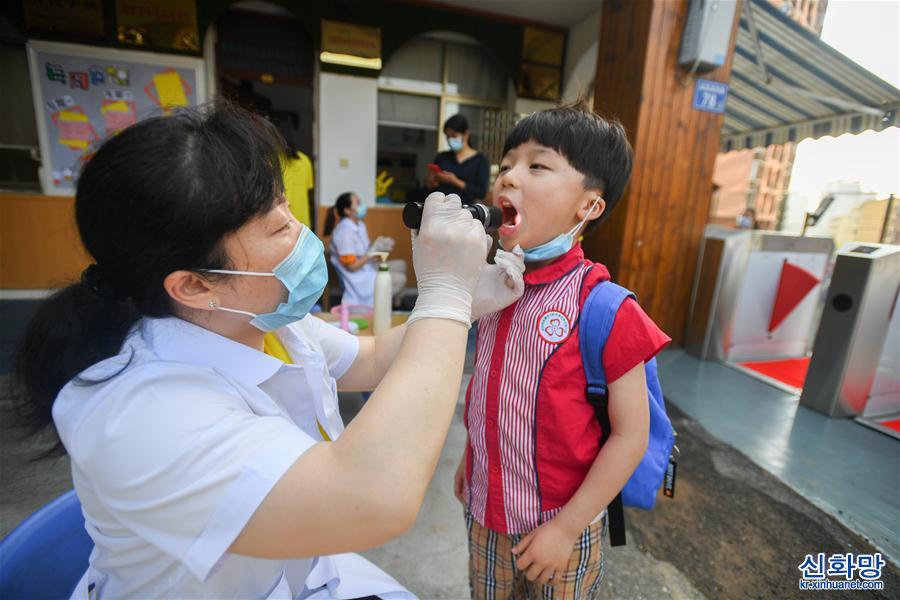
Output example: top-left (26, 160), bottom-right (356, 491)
top-left (768, 260), bottom-right (821, 332)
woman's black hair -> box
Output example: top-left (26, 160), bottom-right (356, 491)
top-left (322, 192), bottom-right (354, 237)
top-left (443, 113), bottom-right (469, 134)
top-left (11, 100), bottom-right (285, 452)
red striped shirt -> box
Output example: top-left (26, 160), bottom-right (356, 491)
top-left (464, 244), bottom-right (671, 533)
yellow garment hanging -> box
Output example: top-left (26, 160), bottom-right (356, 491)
top-left (281, 153), bottom-right (313, 227)
top-left (263, 332), bottom-right (332, 442)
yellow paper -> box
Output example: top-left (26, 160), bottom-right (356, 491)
top-left (101, 100), bottom-right (129, 114)
top-left (153, 71), bottom-right (187, 107)
top-left (59, 138), bottom-right (89, 149)
top-left (58, 110), bottom-right (90, 148)
top-left (59, 110), bottom-right (89, 123)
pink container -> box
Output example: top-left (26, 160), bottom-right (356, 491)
top-left (329, 304), bottom-right (373, 320)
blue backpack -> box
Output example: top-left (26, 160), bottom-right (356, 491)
top-left (579, 280), bottom-right (677, 547)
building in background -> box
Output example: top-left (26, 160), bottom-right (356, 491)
top-left (769, 0), bottom-right (828, 34)
top-left (803, 181), bottom-right (898, 248)
top-left (711, 142), bottom-right (796, 229)
top-left (711, 0), bottom-right (828, 229)
top-left (825, 195), bottom-right (899, 248)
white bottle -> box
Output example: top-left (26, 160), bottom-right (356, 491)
top-left (372, 252), bottom-right (392, 335)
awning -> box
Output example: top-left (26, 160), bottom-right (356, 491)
top-left (721, 0), bottom-right (900, 151)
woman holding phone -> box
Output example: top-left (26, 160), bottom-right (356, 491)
top-left (424, 114), bottom-right (490, 205)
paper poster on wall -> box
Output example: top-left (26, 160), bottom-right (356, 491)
top-left (51, 106), bottom-right (98, 150)
top-left (100, 98), bottom-right (138, 134)
top-left (27, 41), bottom-right (205, 195)
top-left (145, 68), bottom-right (192, 110)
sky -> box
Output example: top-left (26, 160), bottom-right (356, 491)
top-left (787, 0), bottom-right (900, 213)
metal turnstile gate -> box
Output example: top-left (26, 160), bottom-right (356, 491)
top-left (687, 227), bottom-right (834, 391)
top-left (800, 243), bottom-right (900, 435)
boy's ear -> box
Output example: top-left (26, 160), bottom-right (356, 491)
top-left (578, 194), bottom-right (606, 223)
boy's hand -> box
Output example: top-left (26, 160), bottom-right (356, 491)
top-left (453, 453), bottom-right (467, 505)
top-left (512, 519), bottom-right (579, 586)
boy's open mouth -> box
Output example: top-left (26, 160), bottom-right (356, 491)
top-left (498, 198), bottom-right (521, 235)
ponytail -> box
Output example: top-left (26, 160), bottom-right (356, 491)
top-left (323, 192), bottom-right (354, 236)
top-left (12, 276), bottom-right (140, 443)
top-left (323, 206), bottom-right (339, 237)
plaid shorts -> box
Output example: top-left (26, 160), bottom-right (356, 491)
top-left (465, 510), bottom-right (606, 600)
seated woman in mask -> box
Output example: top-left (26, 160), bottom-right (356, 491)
top-left (323, 191), bottom-right (407, 307)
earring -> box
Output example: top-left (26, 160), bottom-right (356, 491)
top-left (209, 300), bottom-right (218, 309)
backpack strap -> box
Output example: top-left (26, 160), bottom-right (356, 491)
top-left (579, 280), bottom-right (635, 547)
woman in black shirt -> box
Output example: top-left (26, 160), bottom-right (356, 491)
top-left (426, 114), bottom-right (490, 205)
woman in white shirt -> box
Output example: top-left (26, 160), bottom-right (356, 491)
top-left (323, 192), bottom-right (406, 307)
top-left (12, 101), bottom-right (524, 598)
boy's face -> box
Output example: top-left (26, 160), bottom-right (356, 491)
top-left (494, 140), bottom-right (605, 252)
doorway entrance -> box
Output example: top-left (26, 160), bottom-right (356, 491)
top-left (215, 5), bottom-right (316, 224)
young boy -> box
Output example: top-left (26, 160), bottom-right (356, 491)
top-left (454, 102), bottom-right (671, 599)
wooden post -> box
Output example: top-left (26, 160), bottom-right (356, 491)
top-left (586, 0), bottom-right (742, 345)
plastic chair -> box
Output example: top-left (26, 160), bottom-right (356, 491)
top-left (0, 490), bottom-right (93, 599)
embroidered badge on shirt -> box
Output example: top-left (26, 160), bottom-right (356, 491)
top-left (537, 310), bottom-right (571, 344)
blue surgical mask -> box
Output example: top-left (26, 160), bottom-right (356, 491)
top-left (519, 197), bottom-right (602, 263)
top-left (448, 137), bottom-right (464, 152)
top-left (355, 204), bottom-right (368, 219)
top-left (202, 227), bottom-right (328, 332)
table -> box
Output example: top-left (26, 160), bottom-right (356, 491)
top-left (314, 312), bottom-right (409, 336)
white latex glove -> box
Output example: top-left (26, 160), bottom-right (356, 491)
top-left (471, 245), bottom-right (525, 321)
top-left (408, 192), bottom-right (489, 328)
top-left (370, 236), bottom-right (395, 253)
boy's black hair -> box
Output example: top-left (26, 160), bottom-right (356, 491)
top-left (501, 100), bottom-right (633, 232)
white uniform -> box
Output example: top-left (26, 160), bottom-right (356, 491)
top-left (330, 218), bottom-right (376, 306)
top-left (53, 315), bottom-right (414, 599)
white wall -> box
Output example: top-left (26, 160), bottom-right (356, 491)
top-left (562, 8), bottom-right (601, 102)
top-left (318, 73), bottom-right (378, 206)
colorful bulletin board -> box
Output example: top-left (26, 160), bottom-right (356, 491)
top-left (27, 41), bottom-right (206, 195)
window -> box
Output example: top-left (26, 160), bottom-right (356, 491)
top-left (375, 33), bottom-right (511, 202)
top-left (378, 92), bottom-right (439, 130)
